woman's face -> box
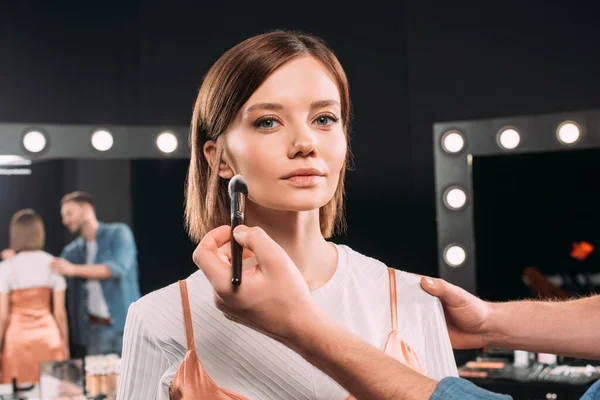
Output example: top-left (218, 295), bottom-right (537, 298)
top-left (212, 56), bottom-right (347, 212)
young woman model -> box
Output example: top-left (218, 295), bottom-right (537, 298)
top-left (0, 209), bottom-right (69, 384)
top-left (118, 30), bottom-right (457, 400)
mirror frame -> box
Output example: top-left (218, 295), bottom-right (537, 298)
top-left (433, 109), bottom-right (600, 294)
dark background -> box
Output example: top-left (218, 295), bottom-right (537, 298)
top-left (1, 1), bottom-right (599, 295)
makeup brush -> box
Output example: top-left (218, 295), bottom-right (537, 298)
top-left (228, 174), bottom-right (248, 287)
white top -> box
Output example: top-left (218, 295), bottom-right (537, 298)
top-left (0, 251), bottom-right (66, 293)
top-left (85, 240), bottom-right (111, 318)
top-left (117, 244), bottom-right (458, 400)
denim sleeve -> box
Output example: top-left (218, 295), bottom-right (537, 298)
top-left (60, 246), bottom-right (71, 261)
top-left (581, 380), bottom-right (600, 400)
top-left (101, 224), bottom-right (136, 279)
top-left (430, 377), bottom-right (513, 400)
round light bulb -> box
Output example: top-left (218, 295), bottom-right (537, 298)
top-left (442, 131), bottom-right (465, 154)
top-left (498, 128), bottom-right (520, 149)
top-left (156, 132), bottom-right (178, 154)
top-left (23, 131), bottom-right (47, 153)
top-left (444, 245), bottom-right (466, 267)
top-left (91, 130), bottom-right (114, 152)
top-left (557, 122), bottom-right (580, 144)
top-left (445, 188), bottom-right (467, 209)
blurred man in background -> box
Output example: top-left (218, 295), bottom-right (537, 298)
top-left (52, 191), bottom-right (141, 357)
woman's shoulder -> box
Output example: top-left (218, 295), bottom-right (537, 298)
top-left (393, 270), bottom-right (443, 309)
top-left (129, 280), bottom-right (181, 317)
top-left (125, 270), bottom-right (216, 340)
top-left (131, 270), bottom-right (213, 314)
top-left (3, 250), bottom-right (53, 269)
top-left (337, 243), bottom-right (400, 278)
top-left (37, 250), bottom-right (55, 263)
top-left (336, 244), bottom-right (390, 274)
top-left (18, 250), bottom-right (54, 262)
top-left (339, 244), bottom-right (441, 308)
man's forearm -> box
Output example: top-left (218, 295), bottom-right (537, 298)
top-left (282, 309), bottom-right (438, 400)
top-left (486, 295), bottom-right (600, 359)
top-left (71, 265), bottom-right (112, 280)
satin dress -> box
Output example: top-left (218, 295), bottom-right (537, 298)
top-left (1, 287), bottom-right (67, 384)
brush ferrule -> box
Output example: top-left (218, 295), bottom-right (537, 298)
top-left (231, 192), bottom-right (246, 219)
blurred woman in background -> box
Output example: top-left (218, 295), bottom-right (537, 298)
top-left (0, 209), bottom-right (69, 384)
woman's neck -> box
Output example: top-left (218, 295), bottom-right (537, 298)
top-left (244, 202), bottom-right (338, 291)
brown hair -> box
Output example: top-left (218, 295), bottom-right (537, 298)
top-left (10, 209), bottom-right (45, 252)
top-left (61, 191), bottom-right (94, 208)
top-left (185, 30), bottom-right (352, 242)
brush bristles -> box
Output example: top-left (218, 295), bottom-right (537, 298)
top-left (228, 174), bottom-right (248, 198)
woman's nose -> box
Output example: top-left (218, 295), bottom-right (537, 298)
top-left (288, 127), bottom-right (318, 158)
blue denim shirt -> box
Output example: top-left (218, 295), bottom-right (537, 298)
top-left (431, 377), bottom-right (600, 400)
top-left (61, 222), bottom-right (141, 346)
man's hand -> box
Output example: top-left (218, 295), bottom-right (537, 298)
top-left (195, 226), bottom-right (442, 400)
top-left (51, 258), bottom-right (76, 277)
top-left (1, 249), bottom-right (15, 261)
top-left (192, 225), bottom-right (315, 343)
top-left (420, 276), bottom-right (492, 349)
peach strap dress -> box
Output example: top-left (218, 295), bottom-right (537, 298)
top-left (1, 287), bottom-right (67, 384)
top-left (169, 268), bottom-right (423, 400)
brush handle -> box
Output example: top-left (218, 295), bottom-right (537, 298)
top-left (231, 213), bottom-right (244, 286)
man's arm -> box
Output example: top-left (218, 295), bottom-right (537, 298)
top-left (59, 247), bottom-right (85, 284)
top-left (266, 309), bottom-right (510, 400)
top-left (283, 309), bottom-right (438, 400)
top-left (54, 225), bottom-right (136, 280)
top-left (96, 224), bottom-right (137, 279)
top-left (69, 264), bottom-right (112, 280)
top-left (487, 296), bottom-right (600, 359)
top-left (421, 277), bottom-right (600, 359)
top-left (52, 258), bottom-right (112, 280)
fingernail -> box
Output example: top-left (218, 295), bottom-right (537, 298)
top-left (233, 226), bottom-right (247, 242)
top-left (425, 278), bottom-right (435, 287)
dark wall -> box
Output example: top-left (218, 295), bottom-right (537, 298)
top-left (1, 1), bottom-right (599, 291)
top-left (404, 1), bottom-right (600, 270)
top-left (130, 159), bottom-right (197, 294)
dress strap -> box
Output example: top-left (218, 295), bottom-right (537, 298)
top-left (387, 268), bottom-right (398, 331)
top-left (178, 280), bottom-right (195, 350)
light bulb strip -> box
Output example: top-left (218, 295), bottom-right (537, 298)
top-left (434, 110), bottom-right (599, 295)
top-left (0, 123), bottom-right (190, 159)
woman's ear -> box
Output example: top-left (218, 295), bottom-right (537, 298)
top-left (203, 140), bottom-right (234, 179)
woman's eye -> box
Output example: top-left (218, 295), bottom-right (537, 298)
top-left (254, 118), bottom-right (280, 129)
top-left (314, 115), bottom-right (338, 126)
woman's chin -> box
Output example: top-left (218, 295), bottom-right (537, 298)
top-left (258, 197), bottom-right (332, 213)
top-left (249, 186), bottom-right (336, 213)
